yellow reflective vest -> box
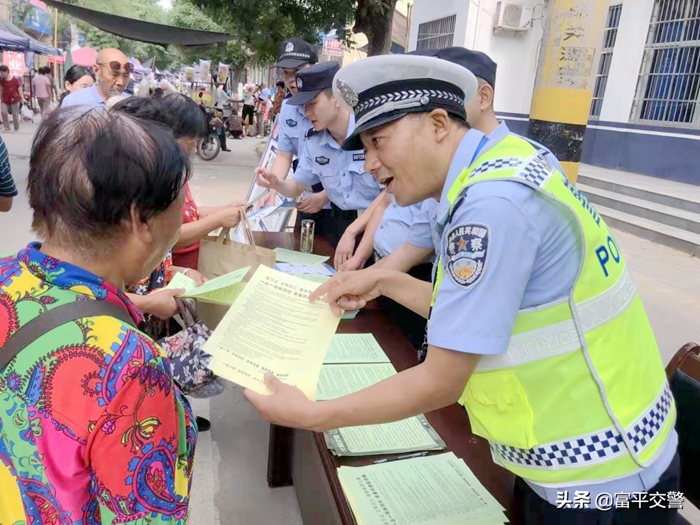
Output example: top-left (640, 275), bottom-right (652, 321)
top-left (431, 134), bottom-right (675, 484)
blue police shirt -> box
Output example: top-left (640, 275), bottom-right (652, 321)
top-left (374, 196), bottom-right (435, 258)
top-left (293, 114), bottom-right (381, 211)
top-left (428, 127), bottom-right (677, 505)
top-left (404, 198), bottom-right (439, 253)
top-left (277, 99), bottom-right (309, 155)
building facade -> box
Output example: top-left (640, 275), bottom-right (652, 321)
top-left (408, 0), bottom-right (700, 185)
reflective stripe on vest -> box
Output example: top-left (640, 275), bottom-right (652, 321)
top-left (432, 134), bottom-right (674, 484)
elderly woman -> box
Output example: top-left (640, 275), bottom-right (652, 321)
top-left (0, 107), bottom-right (196, 524)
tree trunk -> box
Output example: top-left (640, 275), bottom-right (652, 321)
top-left (354, 0), bottom-right (399, 56)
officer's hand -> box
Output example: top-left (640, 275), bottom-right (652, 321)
top-left (334, 230), bottom-right (357, 269)
top-left (256, 189), bottom-right (278, 209)
top-left (309, 268), bottom-right (384, 316)
top-left (243, 373), bottom-right (319, 430)
top-left (255, 167), bottom-right (279, 191)
top-left (297, 191), bottom-right (329, 214)
top-left (340, 254), bottom-right (366, 273)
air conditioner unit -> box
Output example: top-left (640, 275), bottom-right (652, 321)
top-left (493, 2), bottom-right (534, 32)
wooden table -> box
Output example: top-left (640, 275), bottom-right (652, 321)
top-left (255, 232), bottom-right (516, 524)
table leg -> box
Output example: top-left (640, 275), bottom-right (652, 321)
top-left (267, 424), bottom-right (295, 487)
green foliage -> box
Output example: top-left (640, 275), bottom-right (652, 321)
top-left (194, 0), bottom-right (358, 63)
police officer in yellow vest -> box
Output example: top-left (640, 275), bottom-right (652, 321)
top-left (244, 52), bottom-right (680, 524)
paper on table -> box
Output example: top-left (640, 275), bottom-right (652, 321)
top-left (318, 362), bottom-right (444, 456)
top-left (275, 263), bottom-right (335, 275)
top-left (205, 265), bottom-right (340, 399)
top-left (295, 274), bottom-right (331, 284)
top-left (341, 310), bottom-right (359, 320)
top-left (316, 363), bottom-right (396, 401)
top-left (323, 334), bottom-right (390, 364)
top-left (273, 248), bottom-right (329, 266)
top-left (166, 267), bottom-right (251, 305)
top-left (337, 452), bottom-right (507, 525)
top-left (324, 415), bottom-right (445, 456)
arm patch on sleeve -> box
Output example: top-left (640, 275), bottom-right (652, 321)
top-left (444, 223), bottom-right (490, 289)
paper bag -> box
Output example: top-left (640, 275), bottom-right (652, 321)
top-left (197, 209), bottom-right (276, 328)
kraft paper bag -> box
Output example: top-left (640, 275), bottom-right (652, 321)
top-left (197, 208), bottom-right (276, 328)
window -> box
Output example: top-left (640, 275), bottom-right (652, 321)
top-left (590, 4), bottom-right (623, 117)
top-left (416, 15), bottom-right (457, 50)
top-left (632, 0), bottom-right (700, 126)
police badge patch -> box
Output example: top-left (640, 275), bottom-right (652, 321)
top-left (286, 119), bottom-right (297, 127)
top-left (444, 223), bottom-right (490, 289)
top-left (315, 156), bottom-right (330, 165)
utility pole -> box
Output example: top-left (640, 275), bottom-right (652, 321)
top-left (527, 0), bottom-right (607, 183)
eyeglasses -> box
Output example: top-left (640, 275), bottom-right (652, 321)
top-left (97, 61), bottom-right (134, 79)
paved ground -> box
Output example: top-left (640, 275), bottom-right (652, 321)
top-left (1, 122), bottom-right (698, 524)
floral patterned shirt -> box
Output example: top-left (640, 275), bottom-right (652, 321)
top-left (0, 243), bottom-right (197, 524)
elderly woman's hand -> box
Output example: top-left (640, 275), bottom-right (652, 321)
top-left (141, 288), bottom-right (184, 320)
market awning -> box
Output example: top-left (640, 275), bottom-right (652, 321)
top-left (44, 0), bottom-right (233, 47)
top-left (0, 29), bottom-right (29, 52)
top-left (0, 19), bottom-right (60, 55)
top-left (48, 46), bottom-right (97, 67)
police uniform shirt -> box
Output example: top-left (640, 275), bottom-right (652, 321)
top-left (374, 196), bottom-right (433, 259)
top-left (428, 129), bottom-right (678, 505)
top-left (277, 98), bottom-right (309, 155)
top-left (293, 114), bottom-right (381, 211)
top-left (405, 198), bottom-right (439, 254)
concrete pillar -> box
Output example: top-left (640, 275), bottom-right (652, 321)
top-left (527, 0), bottom-right (608, 183)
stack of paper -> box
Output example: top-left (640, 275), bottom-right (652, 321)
top-left (275, 262), bottom-right (335, 276)
top-left (273, 248), bottom-right (329, 266)
top-left (318, 334), bottom-right (445, 456)
top-left (165, 266), bottom-right (251, 305)
top-left (205, 266), bottom-right (341, 399)
top-left (338, 452), bottom-right (508, 525)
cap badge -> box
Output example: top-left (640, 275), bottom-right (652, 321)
top-left (296, 77), bottom-right (303, 89)
top-left (285, 42), bottom-right (294, 52)
top-left (335, 78), bottom-right (359, 108)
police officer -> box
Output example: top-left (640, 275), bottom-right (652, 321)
top-left (245, 53), bottom-right (679, 524)
top-left (255, 38), bottom-right (332, 229)
top-left (379, 47), bottom-right (565, 274)
top-left (257, 61), bottom-right (381, 246)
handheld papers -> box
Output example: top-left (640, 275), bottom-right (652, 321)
top-left (205, 265), bottom-right (340, 399)
top-left (338, 453), bottom-right (508, 525)
top-left (164, 267), bottom-right (251, 305)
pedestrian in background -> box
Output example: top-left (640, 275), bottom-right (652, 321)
top-left (271, 80), bottom-right (285, 119)
top-left (0, 65), bottom-right (26, 132)
top-left (59, 65), bottom-right (95, 106)
top-left (32, 67), bottom-right (53, 121)
top-left (0, 135), bottom-right (17, 211)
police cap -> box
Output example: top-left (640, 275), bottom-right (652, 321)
top-left (287, 61), bottom-right (341, 106)
top-left (333, 54), bottom-right (478, 150)
top-left (274, 38), bottom-right (319, 69)
top-left (410, 47), bottom-right (497, 88)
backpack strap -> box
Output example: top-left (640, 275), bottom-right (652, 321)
top-left (0, 300), bottom-right (136, 372)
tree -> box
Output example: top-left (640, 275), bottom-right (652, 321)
top-left (167, 0), bottom-right (246, 70)
top-left (193, 0), bottom-right (397, 61)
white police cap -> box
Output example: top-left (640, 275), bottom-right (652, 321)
top-left (333, 54), bottom-right (478, 150)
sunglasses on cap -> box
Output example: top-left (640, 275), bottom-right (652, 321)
top-left (97, 61), bottom-right (134, 78)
